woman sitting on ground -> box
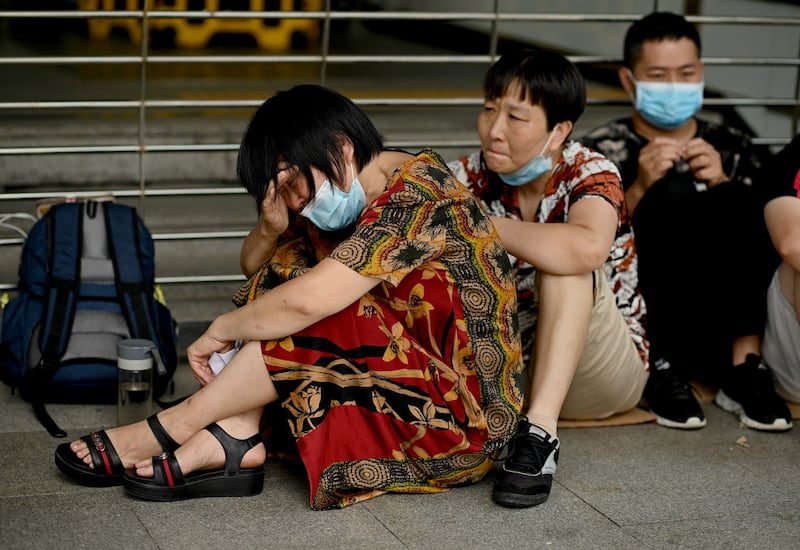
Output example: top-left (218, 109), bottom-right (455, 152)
top-left (55, 84), bottom-right (523, 510)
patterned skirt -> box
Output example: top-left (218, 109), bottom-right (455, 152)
top-left (261, 289), bottom-right (498, 510)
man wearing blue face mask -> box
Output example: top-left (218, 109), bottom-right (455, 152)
top-left (582, 12), bottom-right (788, 432)
top-left (449, 50), bottom-right (649, 508)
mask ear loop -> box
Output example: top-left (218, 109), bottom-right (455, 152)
top-left (625, 69), bottom-right (639, 107)
top-left (539, 127), bottom-right (557, 158)
top-left (334, 162), bottom-right (355, 193)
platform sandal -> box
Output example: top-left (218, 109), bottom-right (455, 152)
top-left (123, 422), bottom-right (264, 501)
top-left (54, 414), bottom-right (180, 487)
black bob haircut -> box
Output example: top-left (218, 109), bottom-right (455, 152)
top-left (237, 84), bottom-right (384, 212)
top-left (623, 11), bottom-right (702, 69)
top-left (483, 49), bottom-right (586, 130)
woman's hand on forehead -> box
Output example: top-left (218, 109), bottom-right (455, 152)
top-left (274, 164), bottom-right (299, 191)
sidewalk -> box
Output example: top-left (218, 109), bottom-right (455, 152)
top-left (1, 323), bottom-right (799, 550)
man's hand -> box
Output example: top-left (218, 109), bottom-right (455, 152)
top-left (683, 137), bottom-right (728, 187)
top-left (634, 136), bottom-right (683, 192)
top-left (625, 136), bottom-right (683, 214)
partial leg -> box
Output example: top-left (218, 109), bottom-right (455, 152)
top-left (492, 271), bottom-right (593, 509)
top-left (716, 265), bottom-right (793, 431)
top-left (132, 407), bottom-right (266, 478)
top-left (525, 271), bottom-right (593, 436)
top-left (559, 269), bottom-right (648, 421)
top-left (68, 340), bottom-right (277, 469)
top-left (762, 263), bottom-right (800, 404)
top-left (732, 335), bottom-right (762, 366)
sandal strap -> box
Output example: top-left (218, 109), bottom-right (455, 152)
top-left (152, 452), bottom-right (185, 488)
top-left (146, 414), bottom-right (180, 454)
top-left (204, 423), bottom-right (263, 476)
top-left (80, 430), bottom-right (124, 477)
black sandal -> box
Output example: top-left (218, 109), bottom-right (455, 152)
top-left (123, 423), bottom-right (264, 501)
top-left (54, 414), bottom-right (180, 487)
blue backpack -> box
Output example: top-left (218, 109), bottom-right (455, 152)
top-left (0, 200), bottom-right (178, 437)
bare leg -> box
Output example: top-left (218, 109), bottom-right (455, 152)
top-left (69, 340), bottom-right (277, 468)
top-left (525, 272), bottom-right (593, 436)
top-left (732, 334), bottom-right (762, 366)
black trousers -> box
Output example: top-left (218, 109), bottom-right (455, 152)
top-left (632, 176), bottom-right (780, 383)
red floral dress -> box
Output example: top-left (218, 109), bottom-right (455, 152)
top-left (234, 150), bottom-right (522, 510)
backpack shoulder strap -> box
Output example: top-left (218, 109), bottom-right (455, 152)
top-left (34, 202), bottom-right (83, 380)
top-left (26, 201), bottom-right (84, 438)
top-left (104, 203), bottom-right (166, 376)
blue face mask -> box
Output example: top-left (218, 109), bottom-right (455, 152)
top-left (497, 129), bottom-right (556, 187)
top-left (630, 72), bottom-right (704, 130)
top-left (300, 163), bottom-right (367, 231)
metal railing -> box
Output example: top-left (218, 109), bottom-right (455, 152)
top-left (0, 3), bottom-right (798, 296)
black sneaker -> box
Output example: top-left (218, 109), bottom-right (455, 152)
top-left (642, 357), bottom-right (707, 429)
top-left (715, 354), bottom-right (793, 432)
top-left (493, 418), bottom-right (559, 508)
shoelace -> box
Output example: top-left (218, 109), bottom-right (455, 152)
top-left (506, 431), bottom-right (554, 471)
top-left (653, 366), bottom-right (695, 401)
top-left (740, 360), bottom-right (784, 406)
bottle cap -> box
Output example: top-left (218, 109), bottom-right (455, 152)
top-left (118, 338), bottom-right (154, 361)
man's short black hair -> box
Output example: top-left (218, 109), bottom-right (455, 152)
top-left (623, 11), bottom-right (702, 68)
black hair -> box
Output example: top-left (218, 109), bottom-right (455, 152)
top-left (483, 49), bottom-right (586, 129)
top-left (237, 84), bottom-right (384, 211)
top-left (623, 11), bottom-right (702, 69)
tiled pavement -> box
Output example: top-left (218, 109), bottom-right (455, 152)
top-left (1, 323), bottom-right (799, 550)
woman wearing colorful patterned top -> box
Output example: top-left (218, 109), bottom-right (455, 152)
top-left (55, 84), bottom-right (523, 510)
top-left (448, 50), bottom-right (649, 509)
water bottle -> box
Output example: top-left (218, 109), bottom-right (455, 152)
top-left (117, 338), bottom-right (154, 425)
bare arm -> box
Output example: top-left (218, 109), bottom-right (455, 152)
top-left (765, 196), bottom-right (800, 272)
top-left (240, 177), bottom-right (291, 278)
top-left (490, 196), bottom-right (618, 275)
top-left (240, 223), bottom-right (281, 278)
top-left (189, 257), bottom-right (381, 383)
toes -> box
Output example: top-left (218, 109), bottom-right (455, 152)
top-left (135, 461), bottom-right (154, 478)
top-left (80, 451), bottom-right (93, 468)
top-left (69, 441), bottom-right (94, 468)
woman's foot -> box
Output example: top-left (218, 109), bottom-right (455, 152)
top-left (123, 419), bottom-right (266, 501)
top-left (132, 418), bottom-right (265, 479)
top-left (67, 410), bottom-right (192, 470)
